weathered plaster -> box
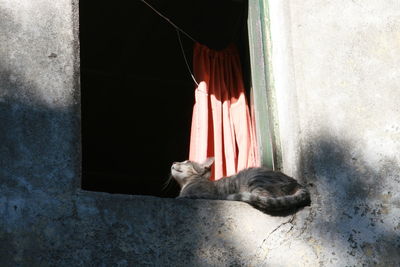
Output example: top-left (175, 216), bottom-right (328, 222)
top-left (266, 0), bottom-right (400, 265)
top-left (1, 0), bottom-right (399, 266)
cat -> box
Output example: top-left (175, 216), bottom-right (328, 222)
top-left (170, 157), bottom-right (310, 212)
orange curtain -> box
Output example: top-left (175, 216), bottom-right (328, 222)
top-left (189, 43), bottom-right (259, 180)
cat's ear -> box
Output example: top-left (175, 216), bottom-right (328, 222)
top-left (202, 157), bottom-right (215, 169)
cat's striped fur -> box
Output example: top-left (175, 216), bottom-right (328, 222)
top-left (171, 158), bottom-right (310, 212)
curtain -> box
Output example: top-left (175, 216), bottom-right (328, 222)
top-left (189, 43), bottom-right (259, 180)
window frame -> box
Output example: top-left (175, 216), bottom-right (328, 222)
top-left (247, 0), bottom-right (281, 170)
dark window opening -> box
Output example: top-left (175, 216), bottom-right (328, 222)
top-left (80, 0), bottom-right (251, 197)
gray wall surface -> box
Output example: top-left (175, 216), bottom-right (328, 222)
top-left (267, 0), bottom-right (400, 265)
top-left (0, 0), bottom-right (399, 266)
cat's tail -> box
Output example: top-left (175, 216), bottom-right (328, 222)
top-left (227, 188), bottom-right (310, 212)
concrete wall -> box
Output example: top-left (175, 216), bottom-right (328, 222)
top-left (0, 0), bottom-right (303, 265)
top-left (267, 0), bottom-right (400, 265)
top-left (0, 0), bottom-right (399, 266)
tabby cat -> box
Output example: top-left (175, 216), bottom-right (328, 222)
top-left (170, 158), bottom-right (310, 212)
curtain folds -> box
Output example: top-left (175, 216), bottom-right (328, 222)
top-left (189, 43), bottom-right (259, 180)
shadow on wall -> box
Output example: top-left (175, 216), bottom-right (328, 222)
top-left (1, 4), bottom-right (399, 263)
top-left (0, 64), bottom-right (80, 195)
top-left (299, 133), bottom-right (400, 265)
top-left (0, 4), bottom-right (80, 194)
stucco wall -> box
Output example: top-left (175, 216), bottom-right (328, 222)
top-left (0, 1), bottom-right (303, 265)
top-left (1, 0), bottom-right (399, 266)
top-left (267, 0), bottom-right (400, 265)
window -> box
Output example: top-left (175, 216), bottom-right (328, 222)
top-left (80, 0), bottom-right (255, 197)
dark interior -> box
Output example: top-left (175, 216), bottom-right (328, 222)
top-left (80, 0), bottom-right (250, 197)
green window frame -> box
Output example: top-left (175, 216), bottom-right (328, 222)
top-left (248, 0), bottom-right (281, 170)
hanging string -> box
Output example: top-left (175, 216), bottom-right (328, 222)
top-left (140, 0), bottom-right (198, 43)
top-left (140, 0), bottom-right (199, 85)
top-left (176, 29), bottom-right (199, 86)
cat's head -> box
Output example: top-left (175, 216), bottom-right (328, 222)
top-left (170, 158), bottom-right (214, 187)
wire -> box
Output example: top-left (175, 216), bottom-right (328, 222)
top-left (176, 29), bottom-right (199, 86)
top-left (140, 0), bottom-right (199, 43)
top-left (140, 0), bottom-right (200, 85)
